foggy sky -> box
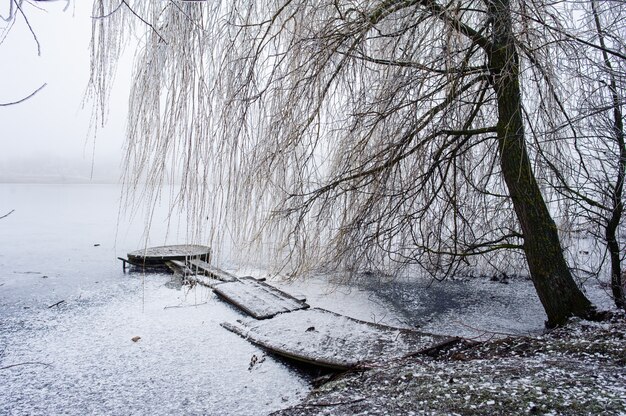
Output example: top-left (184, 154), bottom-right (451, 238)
top-left (0, 1), bottom-right (129, 183)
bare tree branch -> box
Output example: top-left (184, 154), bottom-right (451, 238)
top-left (0, 84), bottom-right (46, 107)
top-left (12, 0), bottom-right (42, 56)
top-left (0, 210), bottom-right (15, 220)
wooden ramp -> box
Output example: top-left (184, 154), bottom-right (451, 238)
top-left (122, 245), bottom-right (455, 370)
top-left (214, 277), bottom-right (309, 319)
top-left (222, 308), bottom-right (457, 370)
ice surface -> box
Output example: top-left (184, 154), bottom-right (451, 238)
top-left (0, 278), bottom-right (309, 415)
top-left (0, 185), bottom-right (310, 415)
top-left (0, 184), bottom-right (616, 415)
top-left (0, 184), bottom-right (405, 415)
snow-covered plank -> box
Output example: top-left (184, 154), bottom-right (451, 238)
top-left (186, 259), bottom-right (237, 282)
top-left (165, 260), bottom-right (194, 276)
top-left (164, 260), bottom-right (225, 288)
top-left (184, 274), bottom-right (226, 289)
top-left (213, 277), bottom-right (309, 319)
top-left (222, 308), bottom-right (457, 370)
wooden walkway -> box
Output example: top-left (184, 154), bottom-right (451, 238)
top-left (121, 246), bottom-right (457, 370)
top-left (223, 308), bottom-right (456, 370)
top-left (167, 258), bottom-right (456, 369)
top-left (214, 277), bottom-right (309, 319)
top-left (166, 260), bottom-right (309, 319)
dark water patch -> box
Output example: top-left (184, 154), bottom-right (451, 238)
top-left (360, 277), bottom-right (502, 328)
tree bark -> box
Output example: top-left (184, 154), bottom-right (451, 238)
top-left (487, 0), bottom-right (595, 327)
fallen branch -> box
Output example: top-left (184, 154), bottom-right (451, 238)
top-left (164, 302), bottom-right (209, 310)
top-left (48, 300), bottom-right (65, 308)
top-left (0, 361), bottom-right (51, 370)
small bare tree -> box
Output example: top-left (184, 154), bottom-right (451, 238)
top-left (548, 0), bottom-right (626, 311)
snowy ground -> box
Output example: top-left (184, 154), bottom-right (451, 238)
top-left (274, 316), bottom-right (626, 415)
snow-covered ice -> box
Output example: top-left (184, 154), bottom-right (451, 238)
top-left (0, 184), bottom-right (616, 415)
top-left (0, 184), bottom-right (402, 415)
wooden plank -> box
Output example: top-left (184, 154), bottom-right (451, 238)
top-left (213, 278), bottom-right (309, 319)
top-left (184, 274), bottom-right (226, 289)
top-left (186, 259), bottom-right (237, 282)
top-left (222, 308), bottom-right (457, 370)
top-left (164, 261), bottom-right (225, 288)
top-left (165, 260), bottom-right (194, 276)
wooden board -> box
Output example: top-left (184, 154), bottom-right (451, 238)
top-left (222, 308), bottom-right (457, 370)
top-left (165, 260), bottom-right (193, 275)
top-left (186, 259), bottom-right (237, 282)
top-left (184, 274), bottom-right (226, 289)
top-left (164, 261), bottom-right (225, 288)
top-left (127, 245), bottom-right (211, 266)
top-left (213, 277), bottom-right (309, 319)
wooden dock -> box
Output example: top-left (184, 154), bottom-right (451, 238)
top-left (214, 277), bottom-right (309, 319)
top-left (119, 245), bottom-right (211, 271)
top-left (223, 308), bottom-right (456, 370)
top-left (121, 245), bottom-right (458, 369)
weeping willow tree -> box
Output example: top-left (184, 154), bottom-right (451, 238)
top-left (88, 0), bottom-right (617, 326)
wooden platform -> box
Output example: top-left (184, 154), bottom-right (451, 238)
top-left (222, 308), bottom-right (457, 370)
top-left (126, 244), bottom-right (211, 267)
top-left (214, 277), bottom-right (309, 319)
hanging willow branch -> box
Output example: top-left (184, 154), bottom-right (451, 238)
top-left (87, 0), bottom-right (624, 287)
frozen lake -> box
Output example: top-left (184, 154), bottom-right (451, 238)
top-left (0, 184), bottom-right (403, 415)
top-left (0, 184), bottom-right (614, 415)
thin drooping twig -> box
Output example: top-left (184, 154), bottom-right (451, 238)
top-left (121, 0), bottom-right (166, 44)
top-left (91, 1), bottom-right (123, 20)
top-left (0, 210), bottom-right (15, 219)
top-left (12, 0), bottom-right (42, 56)
top-left (0, 84), bottom-right (46, 107)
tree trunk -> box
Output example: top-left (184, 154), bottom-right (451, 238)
top-left (592, 0), bottom-right (626, 312)
top-left (487, 0), bottom-right (595, 327)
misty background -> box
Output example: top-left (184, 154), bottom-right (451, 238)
top-left (0, 1), bottom-right (128, 184)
